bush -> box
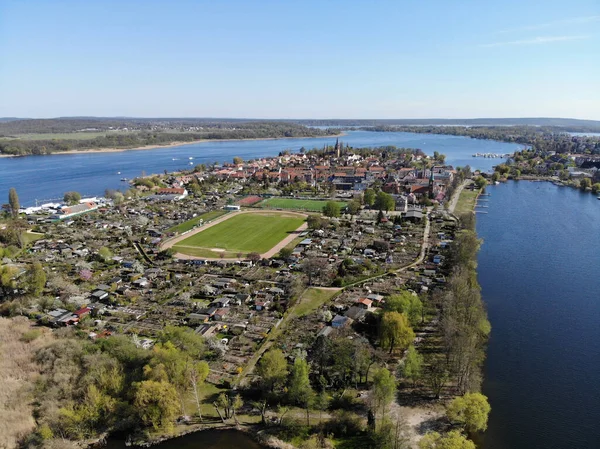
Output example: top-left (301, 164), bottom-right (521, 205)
top-left (323, 410), bottom-right (364, 437)
top-left (20, 329), bottom-right (42, 342)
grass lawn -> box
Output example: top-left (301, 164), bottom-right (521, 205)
top-left (173, 212), bottom-right (304, 257)
top-left (258, 197), bottom-right (347, 212)
top-left (21, 231), bottom-right (45, 245)
top-left (294, 288), bottom-right (340, 317)
top-left (454, 188), bottom-right (481, 216)
top-left (167, 210), bottom-right (228, 234)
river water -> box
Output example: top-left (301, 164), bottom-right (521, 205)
top-left (0, 130), bottom-right (521, 206)
top-left (477, 181), bottom-right (600, 449)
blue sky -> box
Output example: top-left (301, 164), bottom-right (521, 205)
top-left (0, 0), bottom-right (598, 119)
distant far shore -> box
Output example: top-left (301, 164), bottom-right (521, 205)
top-left (0, 133), bottom-right (346, 158)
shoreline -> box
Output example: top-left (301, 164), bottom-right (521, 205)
top-left (0, 133), bottom-right (346, 158)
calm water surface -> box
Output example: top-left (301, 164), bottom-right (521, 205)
top-left (104, 429), bottom-right (263, 449)
top-left (0, 130), bottom-right (521, 205)
top-left (478, 181), bottom-right (600, 449)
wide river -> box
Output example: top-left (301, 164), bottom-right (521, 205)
top-left (478, 181), bottom-right (600, 449)
top-left (0, 130), bottom-right (522, 206)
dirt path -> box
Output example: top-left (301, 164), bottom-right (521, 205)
top-left (447, 180), bottom-right (470, 214)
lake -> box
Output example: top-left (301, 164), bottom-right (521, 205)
top-left (103, 429), bottom-right (263, 449)
top-left (477, 181), bottom-right (600, 449)
top-left (0, 130), bottom-right (522, 206)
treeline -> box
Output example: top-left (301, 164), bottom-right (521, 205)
top-left (0, 122), bottom-right (338, 156)
top-left (366, 125), bottom-right (600, 155)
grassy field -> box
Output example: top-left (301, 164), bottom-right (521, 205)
top-left (0, 131), bottom-right (140, 141)
top-left (167, 210), bottom-right (227, 234)
top-left (454, 187), bottom-right (481, 216)
top-left (257, 197), bottom-right (347, 212)
top-left (294, 288), bottom-right (340, 317)
top-left (173, 212), bottom-right (305, 257)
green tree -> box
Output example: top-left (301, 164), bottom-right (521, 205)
top-left (491, 172), bottom-right (500, 183)
top-left (288, 358), bottom-right (315, 425)
top-left (278, 247), bottom-right (293, 260)
top-left (592, 183), bottom-right (600, 194)
top-left (370, 368), bottom-right (396, 425)
top-left (364, 188), bottom-right (376, 206)
top-left (374, 191), bottom-right (395, 212)
top-left (401, 345), bottom-right (424, 387)
top-left (134, 380), bottom-right (180, 431)
top-left (580, 177), bottom-right (592, 190)
top-left (257, 348), bottom-right (288, 392)
top-left (418, 431), bottom-right (475, 449)
top-left (473, 176), bottom-right (488, 189)
top-left (233, 156), bottom-right (243, 165)
top-left (8, 187), bottom-right (20, 218)
top-left (64, 191), bottom-right (82, 205)
top-left (446, 392), bottom-right (491, 433)
top-left (98, 247), bottom-right (112, 262)
top-left (347, 199), bottom-right (361, 215)
top-left (380, 311), bottom-right (415, 353)
top-left (323, 201), bottom-right (341, 218)
top-left (385, 291), bottom-right (422, 326)
top-left (188, 361), bottom-right (209, 420)
top-left (25, 260), bottom-right (46, 296)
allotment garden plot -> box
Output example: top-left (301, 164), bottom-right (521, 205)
top-left (257, 197), bottom-right (347, 212)
top-left (171, 211), bottom-right (306, 258)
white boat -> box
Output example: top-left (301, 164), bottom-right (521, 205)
top-left (188, 157), bottom-right (194, 160)
top-left (172, 158), bottom-right (178, 161)
top-left (189, 162), bottom-right (193, 165)
top-left (117, 171), bottom-right (121, 175)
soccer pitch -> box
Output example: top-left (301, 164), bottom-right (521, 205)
top-left (257, 198), bottom-right (347, 212)
top-left (172, 212), bottom-right (305, 258)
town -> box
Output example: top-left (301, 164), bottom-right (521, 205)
top-left (2, 142), bottom-right (492, 449)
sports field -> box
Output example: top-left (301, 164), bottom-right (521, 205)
top-left (172, 212), bottom-right (305, 258)
top-left (257, 198), bottom-right (347, 212)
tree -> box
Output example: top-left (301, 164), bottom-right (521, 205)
top-left (380, 311), bottom-right (415, 353)
top-left (247, 252), bottom-right (261, 263)
top-left (188, 361), bottom-right (209, 421)
top-left (370, 368), bottom-right (396, 426)
top-left (288, 358), bottom-right (315, 425)
top-left (303, 257), bottom-right (328, 286)
top-left (307, 215), bottom-right (325, 229)
top-left (580, 177), bottom-right (592, 190)
top-left (446, 393), bottom-right (491, 433)
top-left (64, 191), bottom-right (82, 205)
top-left (134, 380), bottom-right (180, 431)
top-left (278, 247), bottom-right (293, 260)
top-left (98, 247), bottom-right (112, 262)
top-left (233, 156), bottom-right (243, 165)
top-left (323, 201), bottom-right (340, 218)
top-left (418, 431), bottom-right (475, 449)
top-left (256, 349), bottom-right (288, 392)
top-left (347, 199), bottom-right (361, 215)
top-left (592, 183), bottom-right (600, 194)
top-left (401, 345), bottom-right (424, 387)
top-left (364, 188), bottom-right (376, 206)
top-left (377, 209), bottom-right (385, 224)
top-left (25, 261), bottom-right (46, 296)
top-left (473, 176), bottom-right (487, 189)
top-left (8, 187), bottom-right (19, 218)
top-left (374, 191), bottom-right (395, 212)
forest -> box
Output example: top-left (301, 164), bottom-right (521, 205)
top-left (365, 125), bottom-right (600, 155)
top-left (0, 121), bottom-right (338, 156)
